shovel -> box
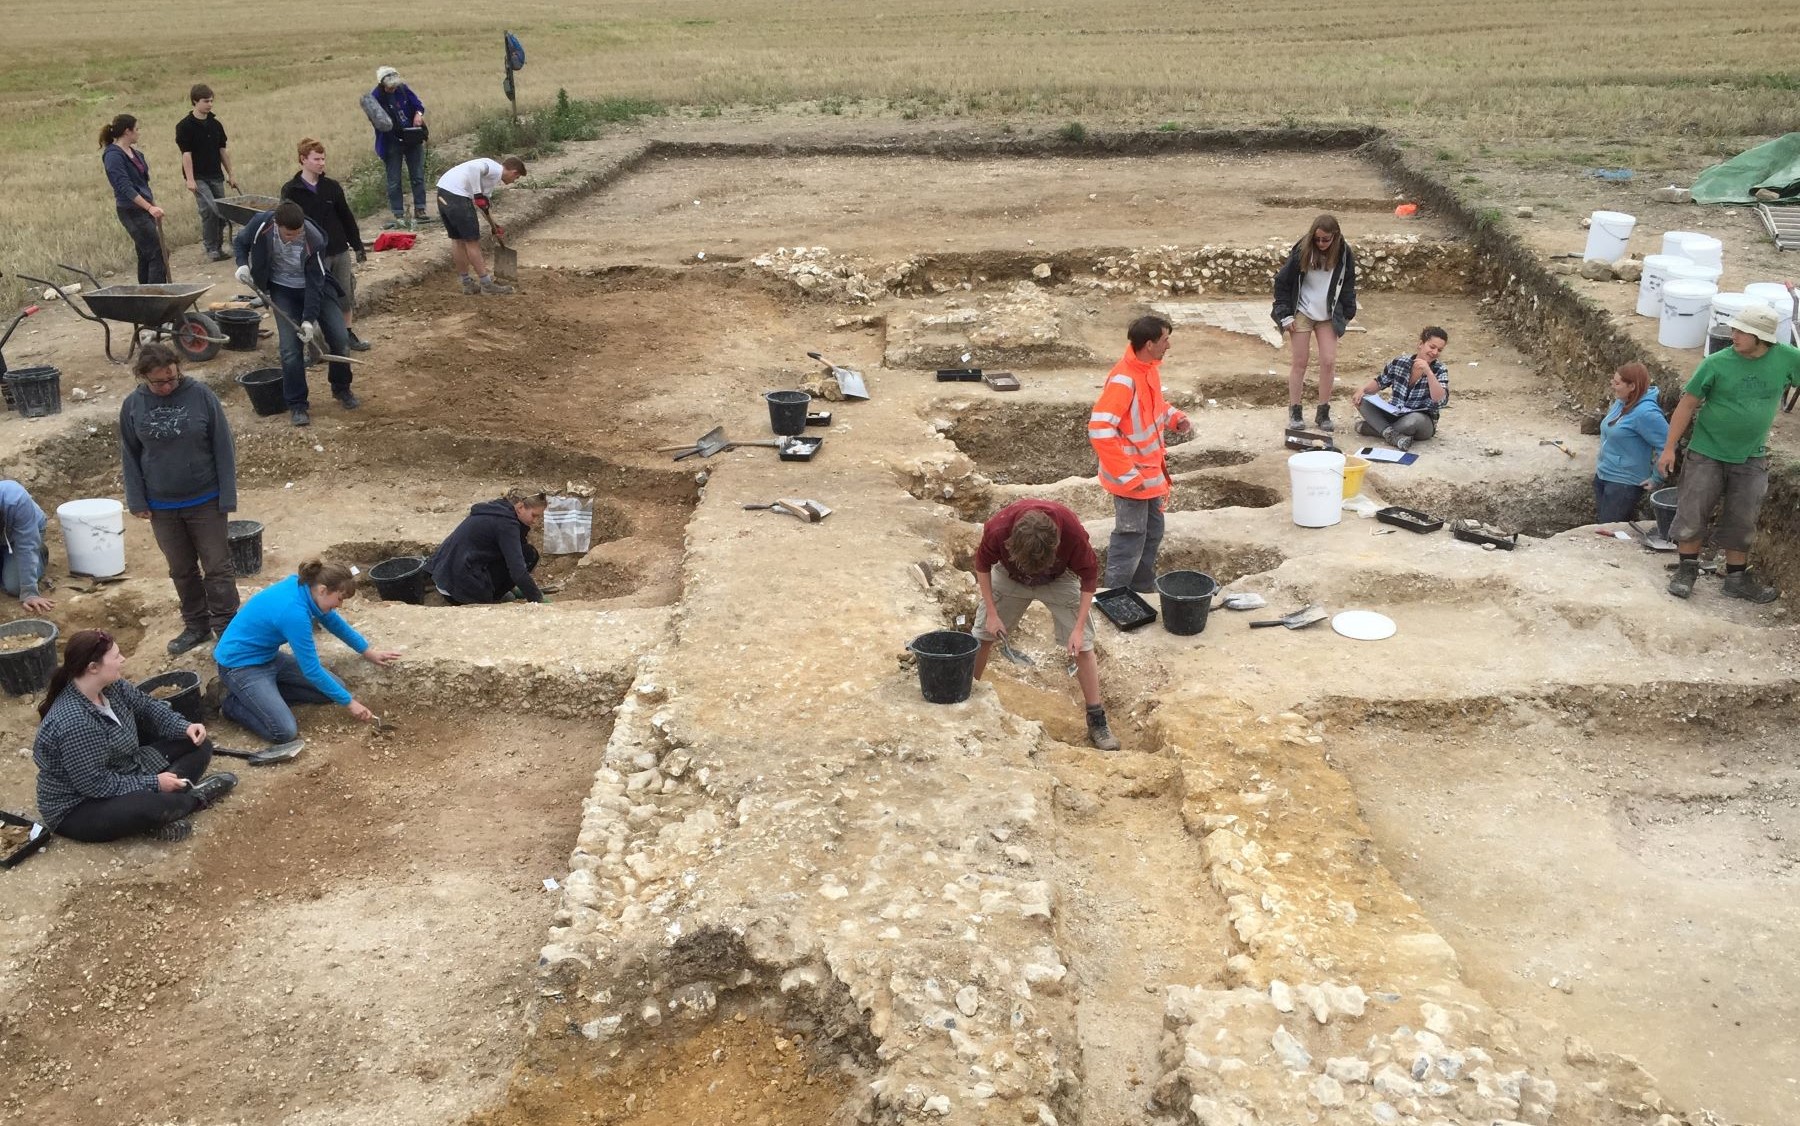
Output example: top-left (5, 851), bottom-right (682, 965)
top-left (1249, 604), bottom-right (1329, 630)
top-left (673, 425), bottom-right (729, 461)
top-left (480, 208), bottom-right (517, 283)
top-left (742, 498), bottom-right (831, 522)
top-left (251, 285), bottom-right (363, 364)
top-left (805, 350), bottom-right (870, 400)
top-left (212, 740), bottom-right (304, 765)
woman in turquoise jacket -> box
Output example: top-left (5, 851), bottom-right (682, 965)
top-left (1594, 362), bottom-right (1670, 523)
top-left (212, 558), bottom-right (401, 749)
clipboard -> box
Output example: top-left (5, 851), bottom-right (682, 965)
top-left (1357, 446), bottom-right (1419, 466)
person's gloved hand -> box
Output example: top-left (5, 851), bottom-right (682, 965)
top-left (473, 194), bottom-right (490, 211)
top-left (491, 225), bottom-right (506, 241)
top-left (300, 321), bottom-right (319, 345)
top-left (354, 248), bottom-right (367, 265)
top-left (234, 264), bottom-right (253, 286)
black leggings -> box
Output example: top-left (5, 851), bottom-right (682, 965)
top-left (53, 737), bottom-right (211, 842)
top-left (116, 207), bottom-right (167, 285)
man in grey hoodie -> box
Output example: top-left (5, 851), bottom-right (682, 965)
top-left (121, 343), bottom-right (240, 654)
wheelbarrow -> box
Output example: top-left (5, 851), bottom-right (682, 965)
top-left (17, 265), bottom-right (223, 364)
top-left (210, 194), bottom-right (281, 228)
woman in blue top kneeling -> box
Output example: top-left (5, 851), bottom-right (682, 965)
top-left (213, 558), bottom-right (401, 751)
top-left (1594, 362), bottom-right (1670, 523)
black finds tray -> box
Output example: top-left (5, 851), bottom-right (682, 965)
top-left (806, 411), bottom-right (832, 427)
top-left (936, 368), bottom-right (983, 382)
top-left (779, 435), bottom-right (824, 462)
top-left (1450, 518), bottom-right (1518, 550)
top-left (1375, 505), bottom-right (1444, 534)
top-left (1095, 587), bottom-right (1158, 631)
top-left (1, 810), bottom-right (50, 869)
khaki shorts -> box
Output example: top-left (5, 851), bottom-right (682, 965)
top-left (326, 250), bottom-right (356, 314)
top-left (1670, 451), bottom-right (1769, 551)
top-left (1291, 312), bottom-right (1321, 333)
top-left (972, 569), bottom-right (1094, 652)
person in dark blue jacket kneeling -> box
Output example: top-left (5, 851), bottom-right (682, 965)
top-left (427, 489), bottom-right (548, 605)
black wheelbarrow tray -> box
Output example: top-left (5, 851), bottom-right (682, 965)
top-left (211, 194), bottom-right (281, 227)
top-left (16, 265), bottom-right (223, 364)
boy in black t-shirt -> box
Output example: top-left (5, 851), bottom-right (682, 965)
top-left (174, 84), bottom-right (237, 261)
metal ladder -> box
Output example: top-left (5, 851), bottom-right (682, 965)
top-left (1757, 203), bottom-right (1800, 251)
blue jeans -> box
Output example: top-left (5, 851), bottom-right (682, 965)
top-left (1, 543), bottom-right (47, 597)
top-left (1105, 495), bottom-right (1166, 593)
top-left (383, 144), bottom-right (426, 217)
top-left (269, 283), bottom-right (352, 408)
top-left (218, 652), bottom-right (334, 743)
top-left (1593, 476), bottom-right (1647, 524)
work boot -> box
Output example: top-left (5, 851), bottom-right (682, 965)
top-left (189, 772), bottom-right (239, 808)
top-left (167, 627), bottom-right (211, 656)
top-left (460, 275), bottom-right (480, 296)
top-left (290, 406), bottom-right (311, 427)
top-left (1286, 404), bottom-right (1304, 430)
top-left (383, 216), bottom-right (407, 231)
top-left (346, 330), bottom-right (372, 352)
top-left (1381, 426), bottom-right (1412, 452)
top-left (1667, 558), bottom-right (1700, 599)
top-left (1355, 419), bottom-right (1377, 438)
top-left (1086, 707), bottom-right (1121, 752)
top-left (1315, 403), bottom-right (1334, 432)
top-left (1721, 569), bottom-right (1780, 603)
top-left (334, 389), bottom-right (361, 410)
top-left (147, 818), bottom-right (192, 842)
top-left (478, 276), bottom-right (515, 296)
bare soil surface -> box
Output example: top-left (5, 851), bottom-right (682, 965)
top-left (2, 133), bottom-right (1796, 1126)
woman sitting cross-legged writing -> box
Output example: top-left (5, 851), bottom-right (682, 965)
top-left (212, 558), bottom-right (401, 751)
top-left (33, 629), bottom-right (237, 843)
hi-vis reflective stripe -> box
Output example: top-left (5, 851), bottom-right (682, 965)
top-left (1090, 410), bottom-right (1122, 424)
top-left (1100, 467), bottom-right (1141, 486)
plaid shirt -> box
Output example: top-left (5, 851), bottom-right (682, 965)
top-left (33, 681), bottom-right (189, 828)
top-left (1375, 354), bottom-right (1450, 416)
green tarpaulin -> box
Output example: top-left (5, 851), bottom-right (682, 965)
top-left (1692, 133), bottom-right (1800, 205)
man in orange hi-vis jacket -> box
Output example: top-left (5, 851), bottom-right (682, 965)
top-left (1089, 315), bottom-right (1191, 592)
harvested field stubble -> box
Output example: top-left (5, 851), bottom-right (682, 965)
top-left (3, 0), bottom-right (1798, 305)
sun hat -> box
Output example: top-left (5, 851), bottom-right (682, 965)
top-left (375, 66), bottom-right (401, 86)
top-left (1725, 303), bottom-right (1780, 345)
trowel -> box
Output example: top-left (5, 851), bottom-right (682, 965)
top-left (742, 498), bottom-right (832, 523)
top-left (805, 351), bottom-right (870, 400)
top-left (1248, 604), bottom-right (1329, 630)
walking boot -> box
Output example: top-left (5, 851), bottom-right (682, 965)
top-left (1086, 706), bottom-right (1121, 752)
top-left (1380, 426), bottom-right (1413, 452)
top-left (460, 275), bottom-right (480, 296)
top-left (1286, 403), bottom-right (1304, 430)
top-left (1315, 402), bottom-right (1335, 432)
top-left (1667, 558), bottom-right (1700, 599)
top-left (167, 627), bottom-right (211, 656)
top-left (346, 329), bottom-right (372, 352)
top-left (190, 772), bottom-right (239, 807)
top-left (147, 818), bottom-right (192, 842)
top-left (1721, 568), bottom-right (1780, 603)
top-left (478, 276), bottom-right (515, 296)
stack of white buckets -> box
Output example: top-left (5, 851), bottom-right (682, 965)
top-left (1598, 216), bottom-right (1796, 352)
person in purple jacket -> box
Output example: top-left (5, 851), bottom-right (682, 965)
top-left (369, 66), bottom-right (428, 229)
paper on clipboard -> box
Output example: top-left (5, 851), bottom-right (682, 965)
top-left (1362, 394), bottom-right (1402, 416)
top-left (1357, 446), bottom-right (1419, 465)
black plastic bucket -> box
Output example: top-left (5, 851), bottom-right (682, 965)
top-left (1155, 570), bottom-right (1219, 636)
top-left (215, 308), bottom-right (262, 351)
top-left (236, 368), bottom-right (286, 416)
top-left (370, 556), bottom-right (428, 604)
top-left (137, 670), bottom-right (204, 723)
top-left (909, 630), bottom-right (980, 705)
top-left (0, 619), bottom-right (58, 697)
top-left (1650, 487), bottom-right (1679, 541)
top-left (227, 519), bottom-right (264, 575)
top-left (3, 366), bottom-right (61, 419)
top-left (765, 390), bottom-right (812, 436)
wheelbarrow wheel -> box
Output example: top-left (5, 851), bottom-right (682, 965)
top-left (174, 311), bottom-right (223, 363)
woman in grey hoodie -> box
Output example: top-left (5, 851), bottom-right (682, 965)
top-left (120, 344), bottom-right (240, 655)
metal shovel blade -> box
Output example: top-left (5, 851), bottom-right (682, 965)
top-left (673, 425), bottom-right (728, 461)
top-left (806, 350), bottom-right (870, 400)
top-left (1249, 604), bottom-right (1329, 630)
top-left (491, 240), bottom-right (517, 283)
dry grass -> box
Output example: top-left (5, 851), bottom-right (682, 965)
top-left (2, 0), bottom-right (1797, 307)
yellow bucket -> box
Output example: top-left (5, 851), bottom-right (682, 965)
top-left (1342, 455), bottom-right (1369, 498)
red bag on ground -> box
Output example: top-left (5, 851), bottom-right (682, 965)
top-left (371, 231), bottom-right (417, 252)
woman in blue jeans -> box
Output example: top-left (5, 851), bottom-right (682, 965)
top-left (1594, 362), bottom-right (1669, 523)
top-left (213, 558), bottom-right (401, 751)
top-left (369, 66), bottom-right (427, 228)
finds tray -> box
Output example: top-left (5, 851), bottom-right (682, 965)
top-left (806, 411), bottom-right (832, 427)
top-left (1095, 587), bottom-right (1158, 631)
top-left (1, 810), bottom-right (49, 869)
top-left (984, 371), bottom-right (1021, 392)
top-left (779, 435), bottom-right (824, 462)
top-left (1375, 505), bottom-right (1444, 533)
top-left (1450, 518), bottom-right (1518, 550)
top-left (936, 368), bottom-right (983, 382)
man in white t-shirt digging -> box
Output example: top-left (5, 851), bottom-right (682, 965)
top-left (434, 155), bottom-right (526, 295)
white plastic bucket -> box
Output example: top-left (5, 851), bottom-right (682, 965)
top-left (1710, 292), bottom-right (1755, 332)
top-left (1637, 253), bottom-right (1684, 318)
top-left (1659, 279), bottom-right (1717, 350)
top-left (1583, 210), bottom-right (1636, 262)
top-left (1744, 282), bottom-right (1795, 344)
top-left (1677, 233), bottom-right (1723, 270)
top-left (1287, 450), bottom-right (1346, 528)
top-left (1662, 230), bottom-right (1703, 257)
top-left (56, 498), bottom-right (126, 578)
top-left (1666, 259), bottom-right (1722, 289)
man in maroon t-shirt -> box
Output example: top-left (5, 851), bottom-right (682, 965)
top-left (972, 498), bottom-right (1118, 750)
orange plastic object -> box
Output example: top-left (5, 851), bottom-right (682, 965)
top-left (1394, 203), bottom-right (1418, 217)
